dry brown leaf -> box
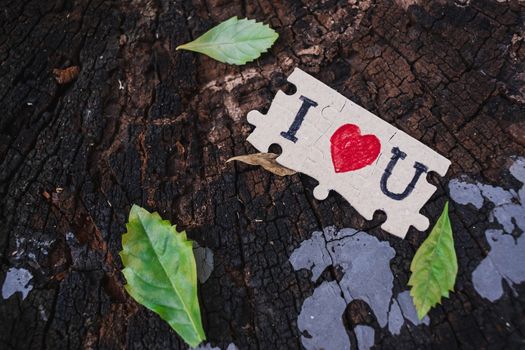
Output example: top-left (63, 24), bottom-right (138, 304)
top-left (53, 66), bottom-right (80, 84)
top-left (227, 153), bottom-right (296, 176)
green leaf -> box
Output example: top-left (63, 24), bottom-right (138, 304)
top-left (120, 205), bottom-right (205, 347)
top-left (176, 16), bottom-right (279, 65)
top-left (408, 201), bottom-right (457, 320)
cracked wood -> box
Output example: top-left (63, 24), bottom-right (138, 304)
top-left (0, 0), bottom-right (524, 349)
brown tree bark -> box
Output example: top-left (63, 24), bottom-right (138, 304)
top-left (1, 0), bottom-right (524, 349)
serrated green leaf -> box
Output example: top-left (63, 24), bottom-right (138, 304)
top-left (120, 205), bottom-right (205, 347)
top-left (176, 16), bottom-right (278, 65)
top-left (408, 201), bottom-right (457, 320)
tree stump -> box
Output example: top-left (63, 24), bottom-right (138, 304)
top-left (1, 0), bottom-right (524, 349)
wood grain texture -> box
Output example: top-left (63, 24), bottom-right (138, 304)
top-left (0, 0), bottom-right (524, 349)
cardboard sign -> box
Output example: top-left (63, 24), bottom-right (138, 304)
top-left (247, 68), bottom-right (450, 238)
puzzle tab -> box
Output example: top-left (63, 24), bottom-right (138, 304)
top-left (246, 68), bottom-right (451, 238)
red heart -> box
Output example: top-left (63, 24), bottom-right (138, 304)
top-left (330, 124), bottom-right (381, 173)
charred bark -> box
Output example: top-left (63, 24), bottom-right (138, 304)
top-left (0, 0), bottom-right (524, 349)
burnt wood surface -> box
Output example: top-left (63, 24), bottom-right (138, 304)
top-left (1, 0), bottom-right (524, 349)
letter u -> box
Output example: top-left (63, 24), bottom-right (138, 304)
top-left (380, 147), bottom-right (428, 200)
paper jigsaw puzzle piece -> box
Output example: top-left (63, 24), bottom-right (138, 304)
top-left (248, 93), bottom-right (317, 169)
top-left (305, 104), bottom-right (404, 227)
top-left (246, 68), bottom-right (451, 238)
